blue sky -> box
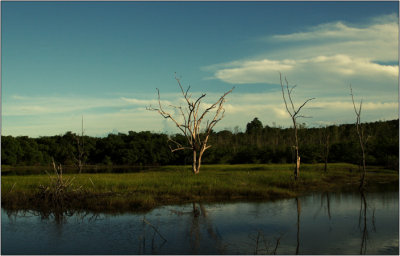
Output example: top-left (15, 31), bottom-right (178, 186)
top-left (2, 1), bottom-right (398, 137)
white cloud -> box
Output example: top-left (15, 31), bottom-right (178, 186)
top-left (273, 107), bottom-right (290, 119)
top-left (207, 14), bottom-right (398, 108)
top-left (273, 19), bottom-right (396, 43)
top-left (3, 96), bottom-right (130, 116)
top-left (213, 54), bottom-right (398, 88)
top-left (308, 101), bottom-right (398, 111)
top-left (121, 97), bottom-right (172, 107)
top-left (121, 97), bottom-right (151, 105)
top-left (269, 14), bottom-right (398, 62)
top-left (3, 95), bottom-right (177, 117)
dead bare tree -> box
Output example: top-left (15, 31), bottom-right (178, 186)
top-left (323, 126), bottom-right (330, 172)
top-left (350, 85), bottom-right (367, 190)
top-left (147, 74), bottom-right (234, 174)
top-left (279, 73), bottom-right (315, 180)
top-left (73, 116), bottom-right (85, 174)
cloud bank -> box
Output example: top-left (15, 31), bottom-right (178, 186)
top-left (214, 55), bottom-right (397, 85)
top-left (208, 14), bottom-right (398, 98)
top-left (206, 13), bottom-right (399, 131)
top-left (3, 91), bottom-right (397, 137)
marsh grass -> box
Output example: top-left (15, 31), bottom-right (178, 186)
top-left (2, 163), bottom-right (398, 212)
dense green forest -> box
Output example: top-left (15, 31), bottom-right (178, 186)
top-left (1, 119), bottom-right (398, 170)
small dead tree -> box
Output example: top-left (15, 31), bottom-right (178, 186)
top-left (350, 85), bottom-right (367, 190)
top-left (73, 116), bottom-right (85, 174)
top-left (323, 126), bottom-right (330, 172)
top-left (147, 74), bottom-right (234, 174)
top-left (279, 73), bottom-right (315, 180)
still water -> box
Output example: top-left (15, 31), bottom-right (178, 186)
top-left (2, 191), bottom-right (398, 255)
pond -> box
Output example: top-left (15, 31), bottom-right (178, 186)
top-left (2, 191), bottom-right (398, 255)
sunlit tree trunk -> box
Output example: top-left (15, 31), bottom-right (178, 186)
top-left (192, 150), bottom-right (202, 174)
top-left (192, 150), bottom-right (198, 174)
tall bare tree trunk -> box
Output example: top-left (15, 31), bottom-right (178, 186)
top-left (294, 120), bottom-right (300, 179)
top-left (323, 127), bottom-right (330, 172)
top-left (359, 137), bottom-right (367, 189)
top-left (78, 159), bottom-right (82, 174)
top-left (192, 144), bottom-right (210, 174)
top-left (350, 85), bottom-right (367, 190)
top-left (279, 73), bottom-right (314, 180)
top-left (324, 136), bottom-right (329, 172)
top-left (324, 153), bottom-right (328, 173)
top-left (192, 150), bottom-right (197, 174)
top-left (196, 156), bottom-right (201, 175)
top-left (295, 155), bottom-right (300, 180)
top-left (74, 116), bottom-right (85, 174)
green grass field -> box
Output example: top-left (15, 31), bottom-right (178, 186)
top-left (1, 163), bottom-right (398, 212)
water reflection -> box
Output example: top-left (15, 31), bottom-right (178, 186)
top-left (359, 191), bottom-right (368, 254)
top-left (295, 197), bottom-right (301, 255)
top-left (326, 192), bottom-right (331, 220)
top-left (248, 230), bottom-right (282, 254)
top-left (358, 191), bottom-right (380, 255)
top-left (169, 202), bottom-right (227, 254)
top-left (2, 191), bottom-right (398, 255)
top-left (3, 208), bottom-right (102, 225)
top-left (139, 217), bottom-right (167, 254)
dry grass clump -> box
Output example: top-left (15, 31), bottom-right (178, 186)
top-left (37, 159), bottom-right (83, 208)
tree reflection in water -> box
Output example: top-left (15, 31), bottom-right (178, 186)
top-left (3, 208), bottom-right (101, 225)
top-left (167, 202), bottom-right (231, 253)
top-left (248, 230), bottom-right (282, 255)
top-left (295, 197), bottom-right (301, 255)
top-left (189, 202), bottom-right (226, 254)
top-left (359, 191), bottom-right (378, 255)
top-left (138, 217), bottom-right (167, 254)
top-left (326, 193), bottom-right (331, 220)
top-left (169, 202), bottom-right (284, 254)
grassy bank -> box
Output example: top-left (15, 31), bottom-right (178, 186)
top-left (1, 163), bottom-right (398, 213)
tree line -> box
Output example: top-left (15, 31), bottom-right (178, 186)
top-left (1, 118), bottom-right (398, 170)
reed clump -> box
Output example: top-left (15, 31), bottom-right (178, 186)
top-left (37, 160), bottom-right (84, 209)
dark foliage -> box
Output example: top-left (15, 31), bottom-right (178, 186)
top-left (1, 119), bottom-right (398, 170)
